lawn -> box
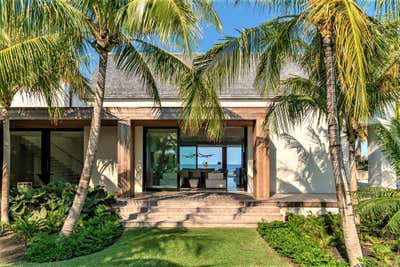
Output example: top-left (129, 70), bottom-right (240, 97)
top-left (8, 228), bottom-right (291, 267)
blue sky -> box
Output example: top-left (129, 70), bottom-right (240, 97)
top-left (196, 2), bottom-right (272, 52)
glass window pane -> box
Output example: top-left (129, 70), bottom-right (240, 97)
top-left (197, 146), bottom-right (222, 170)
top-left (227, 146), bottom-right (244, 191)
top-left (11, 131), bottom-right (42, 186)
top-left (146, 129), bottom-right (178, 189)
top-left (50, 131), bottom-right (83, 184)
top-left (179, 146), bottom-right (196, 170)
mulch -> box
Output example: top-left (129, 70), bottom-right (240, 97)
top-left (0, 231), bottom-right (25, 264)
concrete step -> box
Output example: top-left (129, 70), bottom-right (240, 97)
top-left (145, 206), bottom-right (280, 213)
top-left (119, 206), bottom-right (280, 215)
top-left (124, 221), bottom-right (259, 228)
top-left (132, 213), bottom-right (283, 223)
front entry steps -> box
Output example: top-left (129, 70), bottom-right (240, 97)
top-left (115, 193), bottom-right (283, 228)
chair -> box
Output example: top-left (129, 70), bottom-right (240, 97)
top-left (189, 170), bottom-right (201, 188)
top-left (206, 172), bottom-right (226, 189)
top-left (180, 169), bottom-right (189, 188)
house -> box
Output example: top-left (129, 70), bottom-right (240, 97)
top-left (1, 55), bottom-right (395, 210)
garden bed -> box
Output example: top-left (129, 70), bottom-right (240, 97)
top-left (258, 187), bottom-right (400, 267)
top-left (5, 182), bottom-right (123, 263)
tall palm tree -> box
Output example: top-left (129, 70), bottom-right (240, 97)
top-left (265, 20), bottom-right (400, 204)
top-left (58, 0), bottom-right (222, 235)
top-left (183, 1), bottom-right (381, 265)
top-left (0, 1), bottom-right (86, 224)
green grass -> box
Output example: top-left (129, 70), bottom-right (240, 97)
top-left (8, 228), bottom-right (292, 267)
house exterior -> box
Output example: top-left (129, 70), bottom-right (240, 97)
top-left (0, 55), bottom-right (395, 202)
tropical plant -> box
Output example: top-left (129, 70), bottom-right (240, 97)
top-left (184, 1), bottom-right (384, 264)
top-left (8, 182), bottom-right (116, 236)
top-left (45, 0), bottom-right (222, 236)
top-left (0, 2), bottom-right (87, 224)
top-left (356, 187), bottom-right (400, 236)
top-left (375, 118), bottom-right (400, 179)
top-left (264, 19), bottom-right (399, 204)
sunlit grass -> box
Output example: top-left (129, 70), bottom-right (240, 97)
top-left (9, 228), bottom-right (292, 267)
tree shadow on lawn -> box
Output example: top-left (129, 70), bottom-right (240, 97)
top-left (94, 228), bottom-right (221, 266)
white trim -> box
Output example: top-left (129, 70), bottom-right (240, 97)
top-left (102, 99), bottom-right (271, 108)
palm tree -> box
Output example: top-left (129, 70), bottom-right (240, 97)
top-left (0, 1), bottom-right (86, 224)
top-left (183, 1), bottom-right (382, 265)
top-left (265, 20), bottom-right (400, 205)
top-left (58, 0), bottom-right (222, 235)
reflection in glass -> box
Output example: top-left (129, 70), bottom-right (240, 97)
top-left (197, 146), bottom-right (222, 170)
top-left (11, 132), bottom-right (42, 185)
top-left (227, 146), bottom-right (244, 191)
top-left (179, 146), bottom-right (197, 170)
top-left (146, 129), bottom-right (178, 189)
top-left (50, 131), bottom-right (83, 184)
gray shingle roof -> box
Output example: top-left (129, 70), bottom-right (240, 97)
top-left (91, 54), bottom-right (303, 99)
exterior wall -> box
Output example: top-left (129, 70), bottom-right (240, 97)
top-left (85, 126), bottom-right (118, 192)
top-left (368, 125), bottom-right (397, 189)
top-left (246, 126), bottom-right (254, 194)
top-left (270, 122), bottom-right (337, 194)
top-left (134, 125), bottom-right (144, 193)
top-left (11, 84), bottom-right (87, 108)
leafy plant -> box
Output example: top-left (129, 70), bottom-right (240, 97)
top-left (375, 119), bottom-right (400, 178)
top-left (9, 182), bottom-right (116, 237)
top-left (25, 213), bottom-right (123, 262)
top-left (356, 187), bottom-right (400, 236)
top-left (258, 220), bottom-right (345, 266)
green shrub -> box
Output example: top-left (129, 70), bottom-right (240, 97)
top-left (355, 187), bottom-right (400, 236)
top-left (9, 182), bottom-right (116, 236)
top-left (258, 220), bottom-right (344, 266)
top-left (25, 213), bottom-right (123, 262)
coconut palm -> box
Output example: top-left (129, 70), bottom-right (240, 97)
top-left (183, 1), bottom-right (382, 264)
top-left (56, 0), bottom-right (222, 235)
top-left (265, 20), bottom-right (400, 205)
top-left (0, 1), bottom-right (86, 224)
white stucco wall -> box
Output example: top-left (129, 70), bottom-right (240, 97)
top-left (11, 83), bottom-right (87, 107)
top-left (85, 126), bottom-right (118, 192)
top-left (368, 125), bottom-right (397, 189)
top-left (270, 122), bottom-right (337, 194)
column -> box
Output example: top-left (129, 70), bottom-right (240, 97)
top-left (117, 120), bottom-right (133, 197)
top-left (253, 118), bottom-right (270, 199)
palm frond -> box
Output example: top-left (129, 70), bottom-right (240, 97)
top-left (375, 119), bottom-right (400, 177)
top-left (134, 39), bottom-right (191, 85)
top-left (114, 43), bottom-right (161, 105)
top-left (0, 34), bottom-right (58, 90)
top-left (121, 0), bottom-right (203, 52)
top-left (179, 72), bottom-right (224, 141)
top-left (307, 0), bottom-right (375, 122)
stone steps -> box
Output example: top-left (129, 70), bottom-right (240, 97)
top-left (118, 197), bottom-right (283, 228)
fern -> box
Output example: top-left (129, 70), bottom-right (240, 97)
top-left (356, 187), bottom-right (400, 235)
top-left (375, 119), bottom-right (400, 179)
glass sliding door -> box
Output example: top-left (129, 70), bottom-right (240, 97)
top-left (227, 145), bottom-right (245, 191)
top-left (11, 131), bottom-right (42, 186)
top-left (197, 146), bottom-right (223, 170)
top-left (145, 128), bottom-right (178, 190)
top-left (50, 131), bottom-right (84, 184)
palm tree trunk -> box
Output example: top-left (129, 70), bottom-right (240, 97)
top-left (1, 107), bottom-right (10, 224)
top-left (61, 51), bottom-right (108, 235)
top-left (321, 31), bottom-right (363, 266)
top-left (349, 138), bottom-right (358, 205)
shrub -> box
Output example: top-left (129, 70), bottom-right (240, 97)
top-left (25, 213), bottom-right (123, 262)
top-left (258, 220), bottom-right (344, 266)
top-left (9, 182), bottom-right (116, 236)
top-left (356, 187), bottom-right (400, 236)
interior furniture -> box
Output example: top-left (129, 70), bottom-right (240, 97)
top-left (206, 172), bottom-right (226, 189)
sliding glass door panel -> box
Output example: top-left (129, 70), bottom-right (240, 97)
top-left (145, 129), bottom-right (178, 190)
